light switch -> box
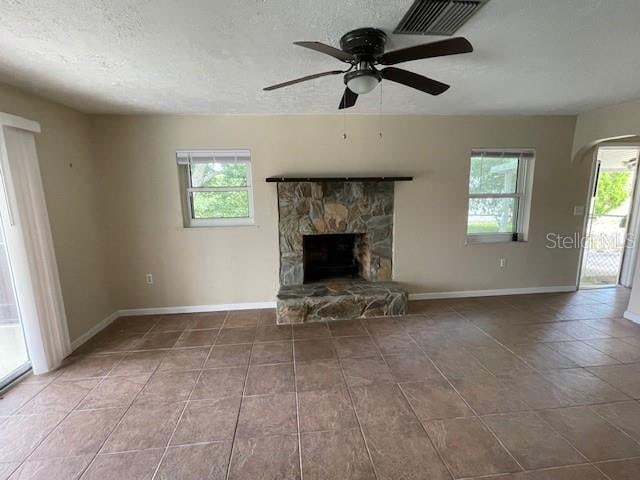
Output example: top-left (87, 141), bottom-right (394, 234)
top-left (573, 206), bottom-right (585, 216)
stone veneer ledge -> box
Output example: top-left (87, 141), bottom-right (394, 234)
top-left (276, 279), bottom-right (408, 324)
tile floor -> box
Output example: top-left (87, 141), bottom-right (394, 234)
top-left (1, 287), bottom-right (640, 479)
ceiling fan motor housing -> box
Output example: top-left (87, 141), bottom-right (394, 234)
top-left (339, 28), bottom-right (388, 61)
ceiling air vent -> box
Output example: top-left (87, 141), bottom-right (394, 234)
top-left (394, 0), bottom-right (489, 36)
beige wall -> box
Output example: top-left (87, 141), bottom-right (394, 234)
top-left (572, 99), bottom-right (640, 161)
top-left (0, 83), bottom-right (113, 341)
top-left (91, 114), bottom-right (588, 309)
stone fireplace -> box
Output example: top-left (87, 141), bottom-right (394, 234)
top-left (278, 181), bottom-right (394, 285)
top-left (271, 178), bottom-right (409, 324)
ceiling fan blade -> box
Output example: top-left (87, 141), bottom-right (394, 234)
top-left (294, 41), bottom-right (355, 63)
top-left (338, 87), bottom-right (358, 109)
top-left (263, 70), bottom-right (344, 91)
top-left (378, 37), bottom-right (473, 66)
top-left (381, 67), bottom-right (449, 95)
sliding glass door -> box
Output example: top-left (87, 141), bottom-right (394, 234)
top-left (0, 188), bottom-right (29, 389)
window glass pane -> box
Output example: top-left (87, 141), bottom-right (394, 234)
top-left (469, 155), bottom-right (519, 194)
top-left (190, 162), bottom-right (248, 188)
top-left (467, 197), bottom-right (517, 234)
top-left (192, 191), bottom-right (249, 219)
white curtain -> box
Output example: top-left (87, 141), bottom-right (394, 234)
top-left (0, 125), bottom-right (70, 374)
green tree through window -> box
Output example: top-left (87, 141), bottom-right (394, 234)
top-left (182, 155), bottom-right (253, 224)
top-left (467, 155), bottom-right (520, 234)
top-left (189, 162), bottom-right (250, 219)
top-left (594, 171), bottom-right (632, 216)
top-left (192, 191), bottom-right (249, 218)
top-left (190, 162), bottom-right (248, 188)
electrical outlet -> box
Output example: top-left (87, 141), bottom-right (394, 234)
top-left (573, 205), bottom-right (585, 216)
top-left (499, 258), bottom-right (506, 268)
top-left (145, 273), bottom-right (153, 285)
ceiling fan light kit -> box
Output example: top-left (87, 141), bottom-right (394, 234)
top-left (263, 27), bottom-right (473, 109)
top-left (344, 66), bottom-right (380, 95)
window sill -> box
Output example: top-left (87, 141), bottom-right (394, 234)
top-left (186, 220), bottom-right (256, 228)
top-left (465, 234), bottom-right (527, 245)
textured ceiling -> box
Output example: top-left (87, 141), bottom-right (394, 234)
top-left (0, 0), bottom-right (639, 114)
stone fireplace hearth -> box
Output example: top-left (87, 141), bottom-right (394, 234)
top-left (271, 178), bottom-right (409, 324)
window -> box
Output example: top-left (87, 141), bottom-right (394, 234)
top-left (177, 149), bottom-right (254, 227)
top-left (466, 149), bottom-right (535, 243)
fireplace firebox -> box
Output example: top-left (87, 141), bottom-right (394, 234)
top-left (303, 233), bottom-right (363, 283)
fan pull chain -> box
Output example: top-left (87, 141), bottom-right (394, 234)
top-left (343, 111), bottom-right (347, 140)
top-left (378, 82), bottom-right (383, 140)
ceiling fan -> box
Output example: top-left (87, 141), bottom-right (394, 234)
top-left (263, 28), bottom-right (473, 109)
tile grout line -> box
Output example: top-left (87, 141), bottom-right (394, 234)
top-left (10, 319), bottom-right (166, 479)
top-left (401, 325), bottom-right (527, 475)
top-left (586, 362), bottom-right (640, 399)
top-left (149, 314), bottom-right (227, 480)
top-left (358, 316), bottom-right (467, 480)
top-left (148, 371), bottom-right (205, 479)
top-left (1, 368), bottom-right (63, 414)
top-left (590, 456), bottom-right (640, 480)
top-left (200, 312), bottom-right (230, 372)
top-left (463, 312), bottom-right (640, 412)
top-left (362, 315), bottom-right (488, 478)
top-left (579, 337), bottom-right (636, 364)
top-left (74, 316), bottom-right (175, 479)
top-left (588, 402), bottom-right (640, 448)
top-left (81, 440), bottom-right (230, 456)
top-left (478, 313), bottom-right (640, 479)
top-left (330, 324), bottom-right (381, 480)
top-left (2, 316), bottom-right (161, 480)
top-left (291, 336), bottom-right (305, 480)
top-left (223, 313), bottom-right (256, 480)
top-left (543, 339), bottom-right (621, 368)
top-left (457, 310), bottom-right (635, 409)
top-left (454, 457), bottom-right (622, 479)
top-left (444, 306), bottom-right (635, 479)
top-left (463, 324), bottom-right (581, 377)
top-left (4, 372), bottom-right (118, 478)
top-left (526, 409), bottom-right (616, 480)
top-left (445, 310), bottom-right (639, 478)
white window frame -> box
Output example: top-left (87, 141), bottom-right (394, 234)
top-left (177, 149), bottom-right (254, 228)
top-left (466, 149), bottom-right (535, 244)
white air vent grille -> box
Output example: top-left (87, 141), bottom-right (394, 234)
top-left (395, 0), bottom-right (489, 36)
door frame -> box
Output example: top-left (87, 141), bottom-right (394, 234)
top-left (617, 145), bottom-right (640, 286)
top-left (576, 143), bottom-right (640, 289)
top-left (576, 147), bottom-right (600, 289)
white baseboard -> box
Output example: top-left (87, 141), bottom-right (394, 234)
top-left (117, 301), bottom-right (277, 317)
top-left (409, 285), bottom-right (577, 300)
top-left (69, 301), bottom-right (277, 352)
top-left (70, 311), bottom-right (120, 351)
top-left (623, 309), bottom-right (640, 325)
top-left (69, 288), bottom-right (580, 351)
